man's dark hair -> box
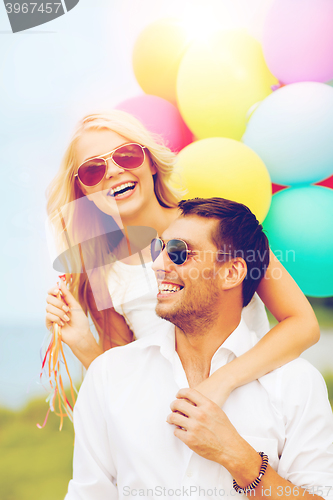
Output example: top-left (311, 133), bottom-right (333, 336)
top-left (178, 197), bottom-right (270, 307)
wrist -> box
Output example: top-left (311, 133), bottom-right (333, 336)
top-left (216, 362), bottom-right (240, 393)
top-left (70, 331), bottom-right (103, 369)
top-left (220, 440), bottom-right (261, 486)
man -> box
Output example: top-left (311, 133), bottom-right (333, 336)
top-left (66, 198), bottom-right (333, 499)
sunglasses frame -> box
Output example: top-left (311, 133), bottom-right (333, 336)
top-left (151, 237), bottom-right (232, 266)
top-left (75, 142), bottom-right (147, 188)
top-left (151, 238), bottom-right (197, 266)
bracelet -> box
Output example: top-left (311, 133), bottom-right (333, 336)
top-left (233, 452), bottom-right (269, 494)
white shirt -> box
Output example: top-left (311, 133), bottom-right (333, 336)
top-left (108, 261), bottom-right (270, 339)
top-left (66, 320), bottom-right (333, 500)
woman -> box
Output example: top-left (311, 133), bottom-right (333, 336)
top-left (45, 111), bottom-right (319, 406)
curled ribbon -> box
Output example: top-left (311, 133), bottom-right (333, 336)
top-left (37, 274), bottom-right (77, 430)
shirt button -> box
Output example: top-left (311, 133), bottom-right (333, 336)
top-left (187, 471), bottom-right (193, 477)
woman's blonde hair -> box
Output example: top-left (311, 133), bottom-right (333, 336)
top-left (46, 110), bottom-right (184, 348)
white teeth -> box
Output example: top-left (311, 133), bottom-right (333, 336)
top-left (158, 283), bottom-right (182, 293)
top-left (109, 182), bottom-right (136, 196)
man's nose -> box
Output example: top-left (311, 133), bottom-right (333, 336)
top-left (105, 158), bottom-right (125, 178)
top-left (151, 247), bottom-right (178, 276)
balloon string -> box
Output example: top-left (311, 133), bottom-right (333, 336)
top-left (60, 340), bottom-right (77, 407)
top-left (37, 274), bottom-right (77, 430)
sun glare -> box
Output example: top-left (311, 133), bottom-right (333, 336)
top-left (180, 5), bottom-right (240, 44)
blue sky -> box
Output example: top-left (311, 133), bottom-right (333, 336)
top-left (0, 0), bottom-right (137, 323)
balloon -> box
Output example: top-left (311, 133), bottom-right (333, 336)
top-left (115, 95), bottom-right (193, 153)
top-left (272, 184), bottom-right (287, 195)
top-left (317, 175), bottom-right (333, 190)
top-left (176, 137), bottom-right (271, 222)
top-left (176, 30), bottom-right (277, 141)
top-left (243, 82), bottom-right (333, 185)
top-left (263, 186), bottom-right (333, 297)
top-left (263, 0), bottom-right (333, 85)
top-left (132, 18), bottom-right (189, 104)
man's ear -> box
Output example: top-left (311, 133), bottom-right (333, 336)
top-left (220, 258), bottom-right (247, 291)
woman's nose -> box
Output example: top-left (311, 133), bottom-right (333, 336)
top-left (105, 158), bottom-right (125, 178)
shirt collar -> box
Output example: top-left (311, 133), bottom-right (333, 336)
top-left (217, 318), bottom-right (258, 358)
top-left (137, 317), bottom-right (258, 363)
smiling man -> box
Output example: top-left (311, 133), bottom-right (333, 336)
top-left (66, 198), bottom-right (333, 500)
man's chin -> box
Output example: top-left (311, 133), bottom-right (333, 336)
top-left (155, 303), bottom-right (178, 323)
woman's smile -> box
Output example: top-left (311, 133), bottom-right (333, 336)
top-left (75, 129), bottom-right (157, 220)
top-left (107, 180), bottom-right (138, 199)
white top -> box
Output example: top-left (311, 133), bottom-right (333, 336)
top-left (108, 261), bottom-right (270, 339)
top-left (66, 320), bottom-right (333, 499)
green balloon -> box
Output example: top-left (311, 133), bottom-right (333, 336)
top-left (263, 185), bottom-right (333, 297)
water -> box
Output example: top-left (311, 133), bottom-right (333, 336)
top-left (0, 323), bottom-right (83, 410)
top-left (0, 323), bottom-right (332, 410)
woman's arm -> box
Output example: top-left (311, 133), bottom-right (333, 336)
top-left (195, 250), bottom-right (320, 406)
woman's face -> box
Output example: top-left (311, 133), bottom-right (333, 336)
top-left (75, 129), bottom-right (157, 222)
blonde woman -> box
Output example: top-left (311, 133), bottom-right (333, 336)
top-left (45, 111), bottom-right (319, 406)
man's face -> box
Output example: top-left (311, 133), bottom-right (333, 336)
top-left (152, 216), bottom-right (223, 332)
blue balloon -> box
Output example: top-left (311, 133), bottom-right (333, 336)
top-left (263, 185), bottom-right (333, 297)
top-left (243, 82), bottom-right (333, 185)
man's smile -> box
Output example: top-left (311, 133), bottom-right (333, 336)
top-left (157, 280), bottom-right (184, 298)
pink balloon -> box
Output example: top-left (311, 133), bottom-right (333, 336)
top-left (115, 95), bottom-right (193, 153)
top-left (263, 0), bottom-right (333, 84)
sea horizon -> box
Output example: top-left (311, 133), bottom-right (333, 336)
top-left (1, 322), bottom-right (333, 411)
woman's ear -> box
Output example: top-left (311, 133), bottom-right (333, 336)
top-left (150, 162), bottom-right (157, 175)
top-left (220, 258), bottom-right (247, 291)
top-left (146, 151), bottom-right (157, 175)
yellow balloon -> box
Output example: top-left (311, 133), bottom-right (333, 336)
top-left (176, 137), bottom-right (272, 222)
top-left (132, 19), bottom-right (189, 104)
top-left (177, 30), bottom-right (278, 140)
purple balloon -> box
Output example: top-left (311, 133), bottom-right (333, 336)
top-left (115, 95), bottom-right (193, 153)
top-left (263, 0), bottom-right (333, 84)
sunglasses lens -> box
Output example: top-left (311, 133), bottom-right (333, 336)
top-left (167, 239), bottom-right (188, 265)
top-left (150, 238), bottom-right (163, 262)
top-left (78, 159), bottom-right (106, 187)
top-left (113, 144), bottom-right (145, 169)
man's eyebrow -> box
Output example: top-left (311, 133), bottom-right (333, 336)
top-left (160, 236), bottom-right (201, 250)
top-left (182, 238), bottom-right (199, 249)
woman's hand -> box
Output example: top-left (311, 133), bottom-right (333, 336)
top-left (45, 280), bottom-right (103, 368)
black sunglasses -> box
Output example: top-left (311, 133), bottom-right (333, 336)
top-left (150, 238), bottom-right (196, 266)
top-left (150, 238), bottom-right (231, 266)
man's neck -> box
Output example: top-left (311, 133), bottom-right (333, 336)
top-left (175, 310), bottom-right (242, 388)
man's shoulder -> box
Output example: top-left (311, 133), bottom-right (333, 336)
top-left (261, 356), bottom-right (324, 385)
top-left (259, 357), bottom-right (329, 414)
top-left (88, 330), bottom-right (168, 376)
